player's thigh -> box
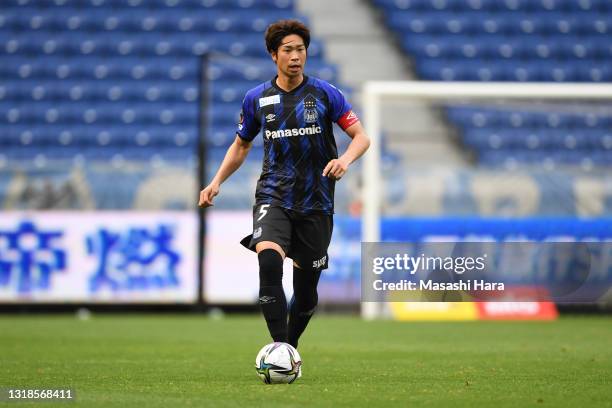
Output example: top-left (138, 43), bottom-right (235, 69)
top-left (291, 214), bottom-right (333, 270)
top-left (251, 205), bottom-right (291, 258)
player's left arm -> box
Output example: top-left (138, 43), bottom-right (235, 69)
top-left (322, 121), bottom-right (370, 180)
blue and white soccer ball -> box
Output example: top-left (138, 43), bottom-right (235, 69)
top-left (255, 342), bottom-right (302, 384)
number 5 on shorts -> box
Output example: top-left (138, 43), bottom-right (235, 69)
top-left (257, 204), bottom-right (270, 222)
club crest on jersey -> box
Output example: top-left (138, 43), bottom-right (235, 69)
top-left (303, 95), bottom-right (318, 124)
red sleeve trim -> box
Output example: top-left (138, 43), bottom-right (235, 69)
top-left (337, 110), bottom-right (360, 131)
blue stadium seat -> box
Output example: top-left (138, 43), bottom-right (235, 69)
top-left (0, 8), bottom-right (301, 34)
top-left (209, 104), bottom-right (240, 126)
top-left (2, 0), bottom-right (295, 10)
top-left (376, 0), bottom-right (612, 167)
top-left (206, 125), bottom-right (239, 147)
top-left (372, 0), bottom-right (612, 12)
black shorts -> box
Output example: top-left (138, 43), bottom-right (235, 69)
top-left (240, 204), bottom-right (333, 271)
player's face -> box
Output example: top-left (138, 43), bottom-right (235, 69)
top-left (272, 34), bottom-right (307, 79)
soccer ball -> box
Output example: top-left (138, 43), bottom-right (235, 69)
top-left (255, 342), bottom-right (302, 384)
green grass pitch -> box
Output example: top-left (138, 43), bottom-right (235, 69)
top-left (1, 314), bottom-right (611, 407)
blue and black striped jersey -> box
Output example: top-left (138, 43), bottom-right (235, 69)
top-left (237, 75), bottom-right (359, 214)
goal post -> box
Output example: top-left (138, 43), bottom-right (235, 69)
top-left (360, 81), bottom-right (612, 320)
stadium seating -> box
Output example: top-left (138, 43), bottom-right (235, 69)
top-left (0, 0), bottom-right (347, 210)
top-left (0, 0), bottom-right (339, 168)
top-left (372, 0), bottom-right (612, 168)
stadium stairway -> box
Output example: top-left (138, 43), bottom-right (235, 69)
top-left (297, 0), bottom-right (470, 167)
top-left (371, 0), bottom-right (612, 169)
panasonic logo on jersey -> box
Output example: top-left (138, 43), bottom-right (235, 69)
top-left (265, 126), bottom-right (322, 139)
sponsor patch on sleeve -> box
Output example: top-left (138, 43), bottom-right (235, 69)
top-left (238, 111), bottom-right (244, 131)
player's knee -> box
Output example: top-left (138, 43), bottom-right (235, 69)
top-left (258, 248), bottom-right (284, 287)
top-left (256, 241), bottom-right (285, 258)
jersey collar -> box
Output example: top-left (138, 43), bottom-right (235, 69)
top-left (271, 75), bottom-right (309, 95)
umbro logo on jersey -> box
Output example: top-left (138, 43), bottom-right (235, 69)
top-left (265, 113), bottom-right (276, 123)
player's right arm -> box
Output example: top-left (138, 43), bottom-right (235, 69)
top-left (199, 90), bottom-right (260, 208)
top-left (198, 136), bottom-right (252, 208)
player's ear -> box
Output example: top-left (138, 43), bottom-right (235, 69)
top-left (271, 51), bottom-right (278, 64)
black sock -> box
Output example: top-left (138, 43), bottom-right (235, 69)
top-left (258, 249), bottom-right (287, 343)
top-left (288, 265), bottom-right (321, 349)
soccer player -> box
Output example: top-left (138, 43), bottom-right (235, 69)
top-left (198, 20), bottom-right (370, 348)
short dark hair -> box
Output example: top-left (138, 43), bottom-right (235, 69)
top-left (264, 19), bottom-right (310, 54)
